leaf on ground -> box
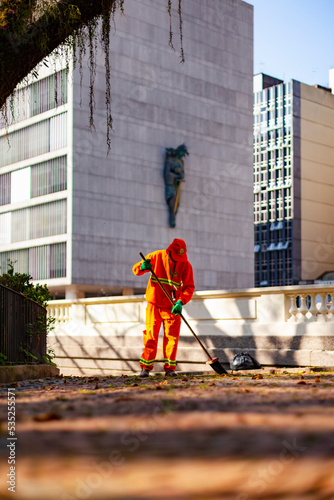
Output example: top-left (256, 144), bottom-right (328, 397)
top-left (296, 380), bottom-right (308, 385)
top-left (131, 383), bottom-right (139, 387)
top-left (252, 374), bottom-right (263, 380)
top-left (45, 385), bottom-right (54, 390)
top-left (33, 412), bottom-right (62, 422)
top-left (315, 377), bottom-right (321, 383)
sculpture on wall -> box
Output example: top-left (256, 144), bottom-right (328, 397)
top-left (164, 144), bottom-right (189, 228)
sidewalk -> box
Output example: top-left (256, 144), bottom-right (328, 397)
top-left (0, 369), bottom-right (333, 499)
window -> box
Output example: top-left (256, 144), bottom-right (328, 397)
top-left (11, 167), bottom-right (30, 203)
top-left (30, 71), bottom-right (67, 117)
top-left (50, 242), bottom-right (67, 278)
top-left (0, 173), bottom-right (11, 206)
top-left (276, 190), bottom-right (284, 220)
top-left (0, 242), bottom-right (66, 279)
top-left (0, 70), bottom-right (68, 129)
top-left (0, 212), bottom-right (11, 244)
top-left (10, 199), bottom-right (66, 243)
top-left (0, 113), bottom-right (67, 168)
top-left (31, 156), bottom-right (67, 197)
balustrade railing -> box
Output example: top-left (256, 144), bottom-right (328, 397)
top-left (47, 285), bottom-right (334, 326)
top-left (288, 291), bottom-right (333, 323)
top-left (47, 303), bottom-right (71, 323)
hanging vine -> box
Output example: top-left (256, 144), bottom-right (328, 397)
top-left (0, 0), bottom-right (184, 153)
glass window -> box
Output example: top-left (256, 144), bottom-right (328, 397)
top-left (0, 243), bottom-right (66, 279)
top-left (31, 156), bottom-right (67, 198)
top-left (0, 212), bottom-right (11, 245)
top-left (30, 70), bottom-right (67, 117)
top-left (0, 173), bottom-right (11, 206)
top-left (11, 167), bottom-right (31, 203)
top-left (50, 242), bottom-right (67, 278)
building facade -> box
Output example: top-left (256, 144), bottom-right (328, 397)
top-left (253, 71), bottom-right (334, 287)
top-left (0, 0), bottom-right (254, 298)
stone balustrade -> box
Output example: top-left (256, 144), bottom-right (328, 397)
top-left (47, 284), bottom-right (334, 376)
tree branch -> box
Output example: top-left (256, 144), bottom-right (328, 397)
top-left (0, 0), bottom-right (117, 108)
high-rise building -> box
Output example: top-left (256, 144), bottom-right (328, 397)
top-left (253, 71), bottom-right (334, 287)
top-left (0, 0), bottom-right (254, 298)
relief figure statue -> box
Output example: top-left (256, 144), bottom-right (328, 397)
top-left (164, 144), bottom-right (189, 228)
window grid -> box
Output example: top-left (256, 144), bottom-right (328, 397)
top-left (253, 81), bottom-right (294, 287)
top-left (0, 173), bottom-right (11, 206)
top-left (5, 199), bottom-right (67, 244)
top-left (0, 242), bottom-right (66, 280)
top-left (0, 70), bottom-right (68, 129)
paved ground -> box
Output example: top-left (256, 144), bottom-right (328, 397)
top-left (0, 368), bottom-right (334, 499)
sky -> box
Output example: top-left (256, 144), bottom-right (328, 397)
top-left (246, 0), bottom-right (334, 87)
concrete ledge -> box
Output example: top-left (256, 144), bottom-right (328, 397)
top-left (0, 364), bottom-right (60, 383)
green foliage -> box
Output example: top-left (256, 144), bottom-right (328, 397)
top-left (42, 351), bottom-right (57, 366)
top-left (19, 346), bottom-right (39, 361)
top-left (0, 260), bottom-right (51, 307)
top-left (0, 352), bottom-right (7, 365)
top-left (0, 0), bottom-right (184, 153)
top-left (0, 260), bottom-right (57, 367)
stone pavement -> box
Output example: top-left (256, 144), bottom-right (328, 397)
top-left (0, 369), bottom-right (334, 499)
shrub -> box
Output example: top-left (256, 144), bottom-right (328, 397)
top-left (0, 261), bottom-right (51, 307)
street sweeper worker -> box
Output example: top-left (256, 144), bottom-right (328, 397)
top-left (133, 238), bottom-right (195, 377)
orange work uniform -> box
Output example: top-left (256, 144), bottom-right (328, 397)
top-left (133, 248), bottom-right (195, 372)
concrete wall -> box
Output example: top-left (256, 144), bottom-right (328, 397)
top-left (71, 0), bottom-right (254, 294)
top-left (48, 284), bottom-right (334, 376)
top-left (299, 83), bottom-right (334, 279)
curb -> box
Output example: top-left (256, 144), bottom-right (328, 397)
top-left (0, 364), bottom-right (60, 383)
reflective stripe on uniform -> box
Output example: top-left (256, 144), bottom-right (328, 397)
top-left (140, 358), bottom-right (155, 366)
top-left (150, 276), bottom-right (182, 288)
top-left (163, 358), bottom-right (177, 366)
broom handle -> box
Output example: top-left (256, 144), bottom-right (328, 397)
top-left (139, 252), bottom-right (212, 360)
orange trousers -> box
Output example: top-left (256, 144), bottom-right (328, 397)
top-left (140, 302), bottom-right (181, 372)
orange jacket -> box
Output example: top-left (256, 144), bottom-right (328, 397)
top-left (133, 249), bottom-right (195, 309)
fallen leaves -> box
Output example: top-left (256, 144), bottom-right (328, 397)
top-left (252, 374), bottom-right (263, 380)
top-left (154, 380), bottom-right (169, 391)
top-left (33, 412), bottom-right (62, 422)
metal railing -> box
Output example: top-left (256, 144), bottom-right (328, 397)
top-left (0, 284), bottom-right (47, 363)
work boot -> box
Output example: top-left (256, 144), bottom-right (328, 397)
top-left (165, 370), bottom-right (177, 377)
top-left (140, 369), bottom-right (150, 378)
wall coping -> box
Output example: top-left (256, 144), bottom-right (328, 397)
top-left (47, 283), bottom-right (334, 306)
